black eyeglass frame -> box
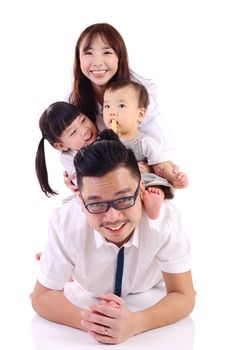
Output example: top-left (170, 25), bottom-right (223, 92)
top-left (81, 182), bottom-right (140, 214)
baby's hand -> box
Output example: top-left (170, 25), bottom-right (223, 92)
top-left (138, 161), bottom-right (152, 173)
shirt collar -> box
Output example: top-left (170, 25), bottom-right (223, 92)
top-left (94, 226), bottom-right (139, 249)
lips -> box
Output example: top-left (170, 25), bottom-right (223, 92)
top-left (104, 223), bottom-right (127, 235)
top-left (91, 70), bottom-right (107, 77)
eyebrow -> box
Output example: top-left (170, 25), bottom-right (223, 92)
top-left (64, 116), bottom-right (83, 134)
top-left (104, 98), bottom-right (127, 104)
top-left (85, 45), bottom-right (112, 51)
top-left (85, 187), bottom-right (134, 202)
top-left (65, 126), bottom-right (75, 134)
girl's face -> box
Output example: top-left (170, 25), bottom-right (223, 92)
top-left (54, 114), bottom-right (97, 151)
top-left (103, 86), bottom-right (145, 139)
top-left (79, 35), bottom-right (119, 89)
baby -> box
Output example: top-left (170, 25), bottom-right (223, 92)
top-left (103, 80), bottom-right (188, 219)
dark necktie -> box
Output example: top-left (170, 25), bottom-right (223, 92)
top-left (114, 247), bottom-right (125, 297)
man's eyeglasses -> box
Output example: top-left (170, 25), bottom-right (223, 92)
top-left (81, 183), bottom-right (140, 214)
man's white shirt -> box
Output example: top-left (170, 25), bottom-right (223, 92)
top-left (38, 198), bottom-right (191, 297)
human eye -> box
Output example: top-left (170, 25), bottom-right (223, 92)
top-left (104, 49), bottom-right (113, 55)
top-left (103, 46), bottom-right (115, 55)
top-left (115, 196), bottom-right (134, 209)
top-left (103, 104), bottom-right (110, 109)
top-left (70, 129), bottom-right (77, 136)
top-left (81, 117), bottom-right (86, 124)
top-left (119, 104), bottom-right (126, 109)
top-left (87, 202), bottom-right (107, 213)
top-left (84, 50), bottom-right (92, 55)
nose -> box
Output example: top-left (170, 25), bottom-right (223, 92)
top-left (93, 62), bottom-right (103, 67)
top-left (109, 108), bottom-right (118, 116)
top-left (80, 127), bottom-right (91, 140)
top-left (92, 56), bottom-right (103, 67)
top-left (104, 206), bottom-right (123, 221)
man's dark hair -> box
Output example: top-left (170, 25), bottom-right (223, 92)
top-left (74, 129), bottom-right (141, 190)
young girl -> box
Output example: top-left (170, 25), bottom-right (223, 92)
top-left (103, 80), bottom-right (188, 219)
top-left (35, 101), bottom-right (97, 197)
top-left (64, 23), bottom-right (176, 191)
top-left (35, 101), bottom-right (173, 220)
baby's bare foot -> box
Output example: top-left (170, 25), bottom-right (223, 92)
top-left (143, 187), bottom-right (164, 219)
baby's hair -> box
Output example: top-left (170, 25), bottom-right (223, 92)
top-left (105, 80), bottom-right (149, 109)
top-left (35, 101), bottom-right (81, 197)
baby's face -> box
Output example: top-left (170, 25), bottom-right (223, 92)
top-left (58, 114), bottom-right (97, 151)
top-left (103, 86), bottom-right (145, 139)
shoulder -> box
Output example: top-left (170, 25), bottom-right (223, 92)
top-left (49, 198), bottom-right (89, 239)
top-left (137, 204), bottom-right (188, 259)
top-left (138, 132), bottom-right (153, 142)
top-left (140, 132), bottom-right (163, 150)
top-left (132, 72), bottom-right (157, 93)
top-left (138, 132), bottom-right (155, 148)
top-left (132, 73), bottom-right (159, 118)
top-left (60, 149), bottom-right (77, 161)
top-left (140, 203), bottom-right (191, 274)
top-left (60, 150), bottom-right (77, 173)
top-left (159, 201), bottom-right (182, 227)
top-left (141, 201), bottom-right (183, 234)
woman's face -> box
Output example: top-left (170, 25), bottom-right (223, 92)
top-left (79, 34), bottom-right (119, 90)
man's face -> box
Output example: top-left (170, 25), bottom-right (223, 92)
top-left (78, 167), bottom-right (142, 247)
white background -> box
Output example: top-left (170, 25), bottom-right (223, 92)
top-left (0, 0), bottom-right (231, 349)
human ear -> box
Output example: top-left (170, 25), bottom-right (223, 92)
top-left (76, 191), bottom-right (85, 212)
top-left (53, 142), bottom-right (69, 151)
top-left (139, 180), bottom-right (145, 201)
top-left (76, 190), bottom-right (81, 200)
top-left (140, 180), bottom-right (145, 191)
top-left (137, 108), bottom-right (145, 124)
